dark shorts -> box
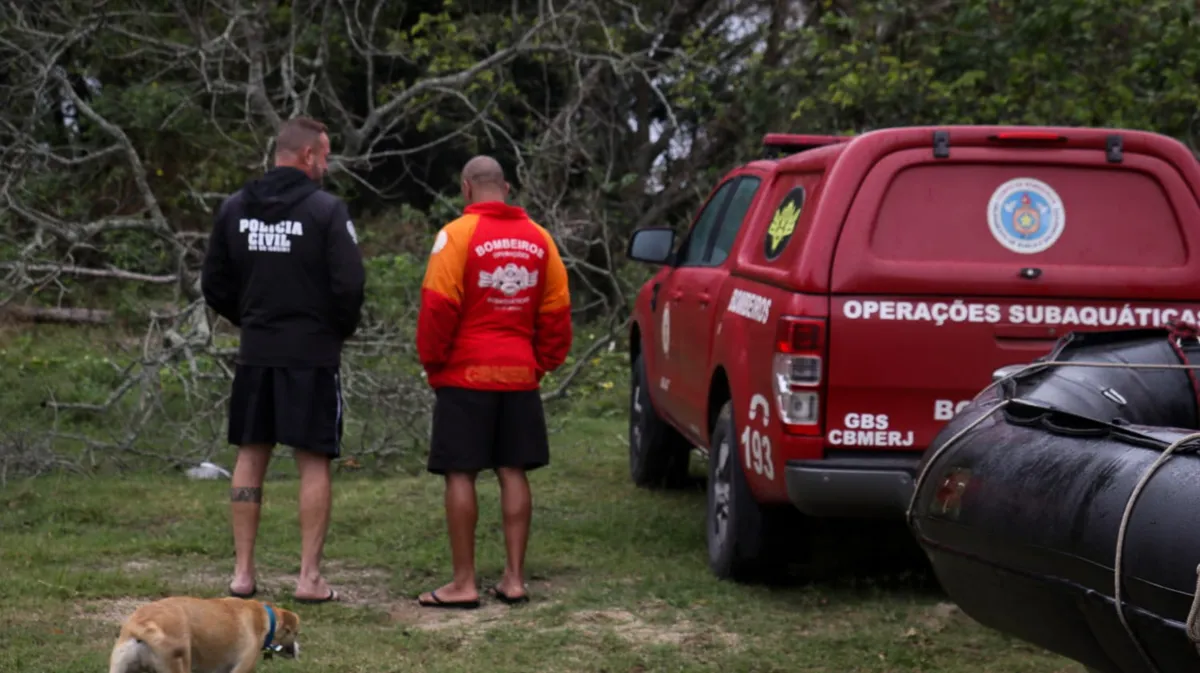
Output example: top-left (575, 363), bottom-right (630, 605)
top-left (427, 387), bottom-right (550, 475)
top-left (227, 365), bottom-right (343, 458)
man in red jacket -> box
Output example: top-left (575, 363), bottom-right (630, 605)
top-left (415, 155), bottom-right (573, 609)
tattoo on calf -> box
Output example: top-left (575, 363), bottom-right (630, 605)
top-left (230, 487), bottom-right (263, 503)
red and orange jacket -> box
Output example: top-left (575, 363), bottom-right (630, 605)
top-left (416, 201), bottom-right (573, 391)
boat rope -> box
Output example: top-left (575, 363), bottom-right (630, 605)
top-left (1112, 430), bottom-right (1200, 673)
top-left (904, 397), bottom-right (1010, 526)
top-left (905, 358), bottom-right (1200, 529)
top-left (1188, 566), bottom-right (1200, 653)
top-left (1165, 321), bottom-right (1200, 415)
top-left (906, 327), bottom-right (1200, 673)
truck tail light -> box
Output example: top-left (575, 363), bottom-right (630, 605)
top-left (773, 316), bottom-right (825, 435)
top-left (986, 131), bottom-right (1067, 143)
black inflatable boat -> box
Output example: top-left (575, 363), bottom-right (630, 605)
top-left (908, 326), bottom-right (1200, 673)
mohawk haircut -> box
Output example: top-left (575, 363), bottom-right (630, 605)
top-left (274, 116), bottom-right (327, 156)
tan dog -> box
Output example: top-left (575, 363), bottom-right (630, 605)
top-left (108, 596), bottom-right (299, 673)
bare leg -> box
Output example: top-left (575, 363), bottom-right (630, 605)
top-left (418, 471), bottom-right (480, 603)
top-left (230, 444), bottom-right (272, 595)
top-left (293, 449), bottom-right (335, 600)
top-left (495, 467), bottom-right (531, 598)
top-left (229, 642), bottom-right (262, 673)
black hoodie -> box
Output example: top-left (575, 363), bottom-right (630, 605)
top-left (201, 167), bottom-right (366, 368)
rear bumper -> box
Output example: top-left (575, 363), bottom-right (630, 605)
top-left (783, 450), bottom-right (920, 519)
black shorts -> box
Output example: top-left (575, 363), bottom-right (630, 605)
top-left (227, 365), bottom-right (343, 458)
top-left (427, 387), bottom-right (550, 475)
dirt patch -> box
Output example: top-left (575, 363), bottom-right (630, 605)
top-left (157, 560), bottom-right (389, 606)
top-left (81, 561), bottom-right (723, 652)
top-left (87, 561), bottom-right (576, 629)
top-left (899, 601), bottom-right (967, 643)
top-left (388, 578), bottom-right (562, 633)
top-left (389, 597), bottom-right (738, 651)
top-left (566, 609), bottom-right (739, 648)
top-left (73, 558), bottom-right (396, 622)
top-left (390, 601), bottom-right (512, 633)
top-left (913, 601), bottom-right (963, 632)
top-left (75, 597), bottom-right (148, 625)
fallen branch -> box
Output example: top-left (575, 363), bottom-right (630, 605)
top-left (3, 305), bottom-right (113, 325)
top-left (0, 262), bottom-right (178, 284)
top-left (542, 316), bottom-right (631, 403)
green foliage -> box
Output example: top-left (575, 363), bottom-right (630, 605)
top-left (788, 0), bottom-right (1200, 136)
top-left (0, 311), bottom-right (639, 475)
top-left (7, 0), bottom-right (1200, 477)
top-left (543, 328), bottom-right (631, 420)
top-left (91, 81), bottom-right (201, 132)
top-left (362, 252), bottom-right (426, 327)
top-left (1, 340), bottom-right (124, 409)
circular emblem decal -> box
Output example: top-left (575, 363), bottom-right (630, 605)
top-left (764, 187), bottom-right (805, 261)
top-left (661, 303), bottom-right (671, 357)
top-left (431, 230), bottom-right (448, 254)
top-left (986, 178), bottom-right (1065, 255)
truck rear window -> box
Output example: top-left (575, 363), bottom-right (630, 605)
top-left (869, 164), bottom-right (1186, 267)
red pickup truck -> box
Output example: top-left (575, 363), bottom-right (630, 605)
top-left (625, 125), bottom-right (1200, 580)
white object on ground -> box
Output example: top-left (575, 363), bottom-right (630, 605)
top-left (185, 461), bottom-right (232, 480)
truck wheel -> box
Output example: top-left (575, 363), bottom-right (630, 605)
top-left (628, 353), bottom-right (690, 489)
top-left (707, 400), bottom-right (782, 581)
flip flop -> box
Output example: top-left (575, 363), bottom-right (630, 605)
top-left (229, 584), bottom-right (257, 599)
top-left (418, 590), bottom-right (480, 610)
top-left (294, 589), bottom-right (340, 604)
top-left (488, 585), bottom-right (530, 605)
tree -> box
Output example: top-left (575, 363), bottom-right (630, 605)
top-left (2, 0), bottom-right (1198, 475)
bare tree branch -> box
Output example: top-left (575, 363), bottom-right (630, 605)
top-left (0, 0), bottom-right (772, 476)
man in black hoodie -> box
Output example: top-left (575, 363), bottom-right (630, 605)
top-left (201, 116), bottom-right (365, 604)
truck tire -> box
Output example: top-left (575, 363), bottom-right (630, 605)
top-left (706, 400), bottom-right (783, 581)
top-left (628, 353), bottom-right (691, 489)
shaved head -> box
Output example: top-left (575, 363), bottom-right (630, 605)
top-left (460, 155), bottom-right (510, 205)
top-left (462, 155), bottom-right (505, 186)
top-left (274, 116), bottom-right (331, 182)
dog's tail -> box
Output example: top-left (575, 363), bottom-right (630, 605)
top-left (108, 637), bottom-right (162, 673)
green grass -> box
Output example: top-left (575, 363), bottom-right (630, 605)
top-left (0, 321), bottom-right (632, 475)
top-left (0, 324), bottom-right (1077, 671)
top-left (0, 410), bottom-right (1082, 673)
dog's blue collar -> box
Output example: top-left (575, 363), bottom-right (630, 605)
top-left (263, 603), bottom-right (277, 650)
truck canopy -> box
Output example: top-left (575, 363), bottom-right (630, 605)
top-left (738, 126), bottom-right (1200, 301)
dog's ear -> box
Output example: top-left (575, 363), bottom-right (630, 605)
top-left (263, 603), bottom-right (298, 635)
top-left (279, 609), bottom-right (301, 637)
